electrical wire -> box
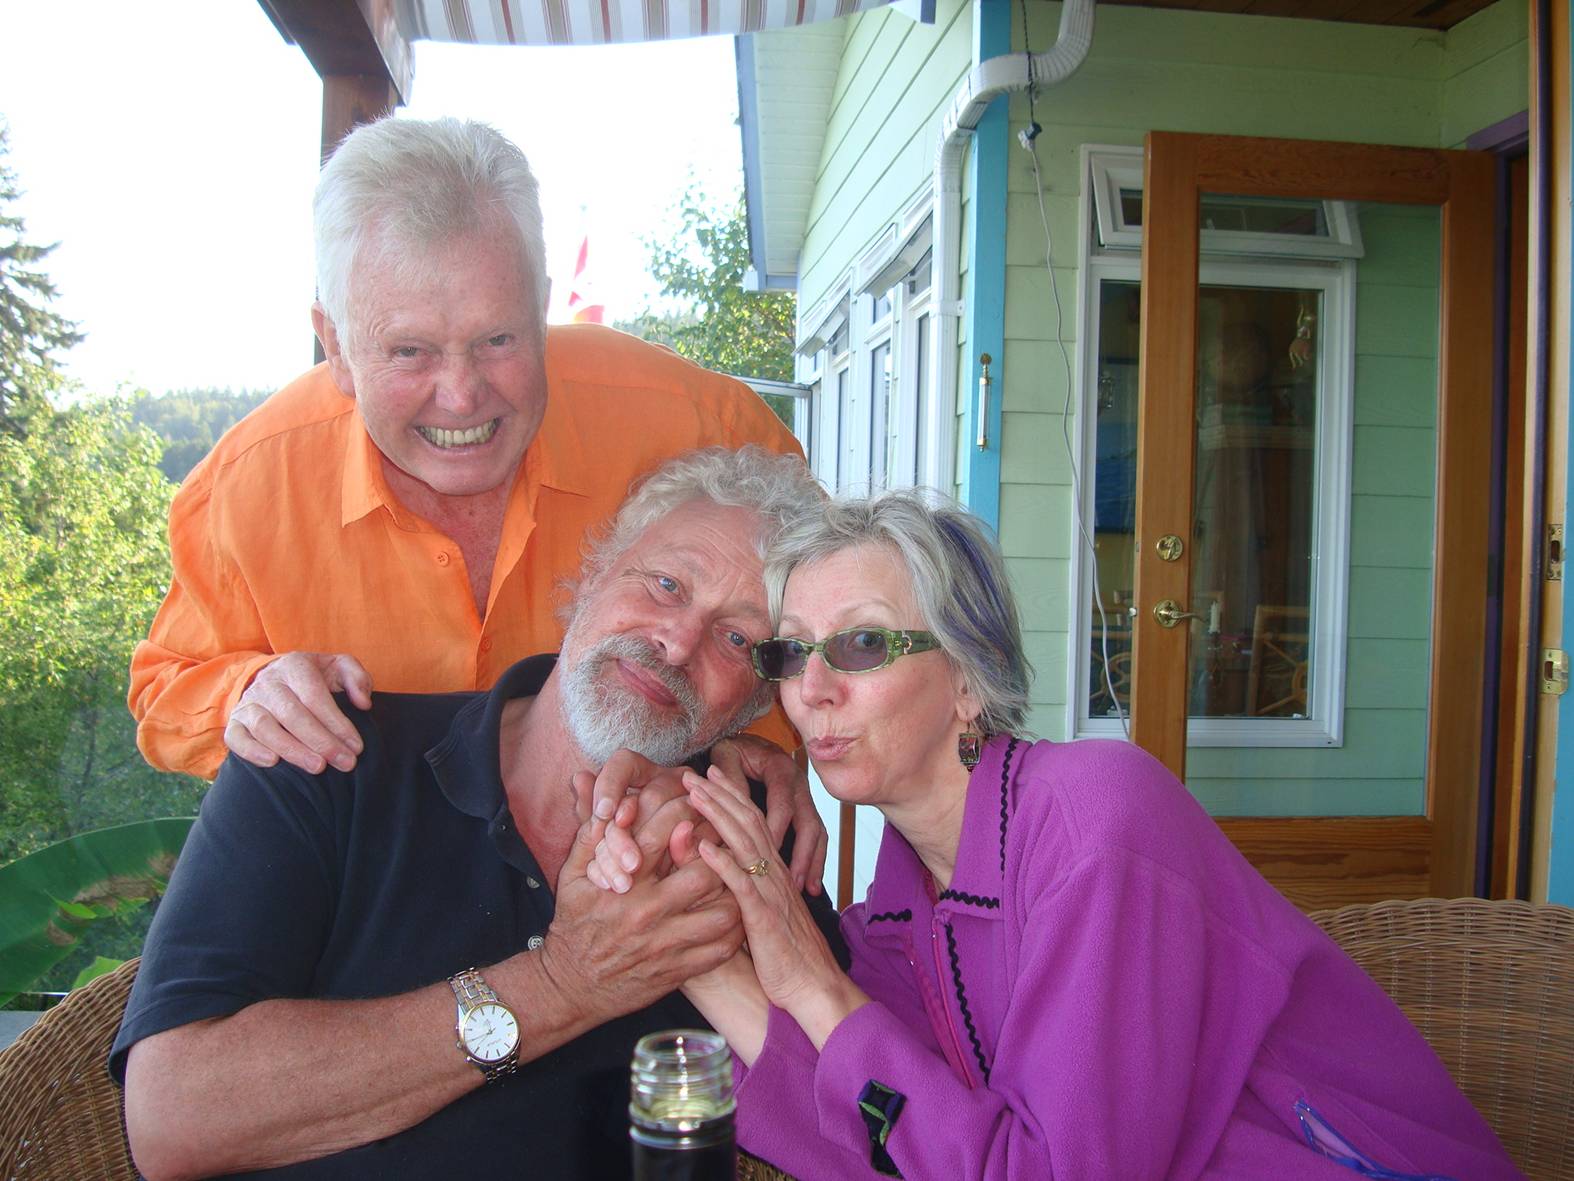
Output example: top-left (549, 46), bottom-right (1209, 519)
top-left (1023, 133), bottom-right (1130, 740)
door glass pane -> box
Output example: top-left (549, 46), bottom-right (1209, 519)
top-left (1087, 279), bottom-right (1140, 719)
top-left (1190, 285), bottom-right (1318, 720)
top-left (1184, 201), bottom-right (1440, 823)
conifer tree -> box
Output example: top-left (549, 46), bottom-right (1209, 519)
top-left (0, 119), bottom-right (83, 435)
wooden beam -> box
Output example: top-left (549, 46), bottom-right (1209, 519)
top-left (1217, 817), bottom-right (1432, 912)
top-left (257, 0), bottom-right (412, 101)
top-left (322, 73), bottom-right (399, 162)
top-left (1429, 150), bottom-right (1497, 897)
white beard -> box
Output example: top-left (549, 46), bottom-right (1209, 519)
top-left (558, 630), bottom-right (710, 766)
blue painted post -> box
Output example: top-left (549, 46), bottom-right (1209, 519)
top-left (957, 0), bottom-right (1010, 532)
top-left (1550, 12), bottom-right (1574, 904)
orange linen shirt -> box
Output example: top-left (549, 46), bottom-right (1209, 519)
top-left (130, 323), bottom-right (803, 779)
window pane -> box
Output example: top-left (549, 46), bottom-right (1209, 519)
top-left (1189, 286), bottom-right (1319, 719)
top-left (910, 312), bottom-right (929, 486)
top-left (834, 367), bottom-right (849, 491)
top-left (1087, 279), bottom-right (1140, 719)
top-left (1118, 189), bottom-right (1143, 227)
top-left (869, 340), bottom-right (891, 486)
top-left (907, 247), bottom-right (933, 297)
top-left (1200, 195), bottom-right (1329, 237)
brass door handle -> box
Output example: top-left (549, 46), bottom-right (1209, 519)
top-left (1152, 599), bottom-right (1199, 629)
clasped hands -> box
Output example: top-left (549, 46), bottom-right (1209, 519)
top-left (573, 746), bottom-right (864, 1050)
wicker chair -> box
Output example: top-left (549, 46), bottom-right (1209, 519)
top-left (1309, 897), bottom-right (1574, 1181)
top-left (0, 956), bottom-right (797, 1181)
top-left (0, 957), bottom-right (139, 1180)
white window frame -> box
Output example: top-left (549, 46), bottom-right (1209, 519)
top-left (796, 191), bottom-right (937, 496)
top-left (862, 192), bottom-right (937, 492)
top-left (862, 291), bottom-right (895, 492)
top-left (1087, 147), bottom-right (1365, 260)
top-left (894, 265), bottom-right (933, 489)
top-left (1069, 145), bottom-right (1356, 749)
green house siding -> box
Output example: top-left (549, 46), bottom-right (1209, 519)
top-left (795, 0), bottom-right (972, 310)
top-left (1441, 0), bottom-right (1531, 147)
top-left (783, 0), bottom-right (1525, 819)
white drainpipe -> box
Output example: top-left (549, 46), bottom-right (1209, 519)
top-left (926, 0), bottom-right (1095, 492)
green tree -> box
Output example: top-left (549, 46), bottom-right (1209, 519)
top-left (132, 387), bottom-right (270, 482)
top-left (0, 120), bottom-right (82, 437)
top-left (617, 190), bottom-right (797, 423)
top-left (0, 396), bottom-right (203, 864)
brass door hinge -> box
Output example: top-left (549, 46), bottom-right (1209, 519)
top-left (1548, 523), bottom-right (1564, 581)
top-left (1543, 649), bottom-right (1569, 696)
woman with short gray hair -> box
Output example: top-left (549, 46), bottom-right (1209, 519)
top-left (674, 490), bottom-right (1518, 1181)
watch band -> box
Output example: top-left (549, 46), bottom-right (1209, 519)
top-left (449, 967), bottom-right (519, 1083)
top-left (449, 967), bottom-right (500, 1008)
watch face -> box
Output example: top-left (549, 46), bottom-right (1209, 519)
top-left (461, 1002), bottom-right (519, 1064)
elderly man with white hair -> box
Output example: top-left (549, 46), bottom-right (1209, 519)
top-left (113, 446), bottom-right (839, 1181)
top-left (128, 115), bottom-right (825, 887)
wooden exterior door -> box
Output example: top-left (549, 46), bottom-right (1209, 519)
top-left (1131, 132), bottom-right (1496, 908)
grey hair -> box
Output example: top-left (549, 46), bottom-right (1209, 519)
top-left (764, 490), bottom-right (1032, 735)
top-left (314, 116), bottom-right (547, 334)
top-left (569, 445), bottom-right (825, 726)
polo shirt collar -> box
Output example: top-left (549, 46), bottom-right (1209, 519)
top-left (426, 654), bottom-right (558, 821)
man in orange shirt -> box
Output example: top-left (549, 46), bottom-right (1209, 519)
top-left (129, 116), bottom-right (825, 886)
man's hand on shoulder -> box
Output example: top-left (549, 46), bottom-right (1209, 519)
top-left (225, 652), bottom-right (374, 775)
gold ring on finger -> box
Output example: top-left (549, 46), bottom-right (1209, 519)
top-left (743, 858), bottom-right (769, 876)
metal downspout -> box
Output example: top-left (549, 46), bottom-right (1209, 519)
top-left (925, 0), bottom-right (1095, 495)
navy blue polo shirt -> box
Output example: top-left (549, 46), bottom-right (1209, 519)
top-left (112, 654), bottom-right (831, 1178)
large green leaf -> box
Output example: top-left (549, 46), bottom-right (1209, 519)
top-left (0, 817), bottom-right (193, 1005)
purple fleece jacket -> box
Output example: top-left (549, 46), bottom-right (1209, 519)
top-left (734, 735), bottom-right (1523, 1181)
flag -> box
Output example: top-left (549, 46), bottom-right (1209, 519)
top-left (567, 235), bottom-right (605, 324)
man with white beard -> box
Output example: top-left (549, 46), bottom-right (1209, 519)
top-left (111, 447), bottom-right (834, 1181)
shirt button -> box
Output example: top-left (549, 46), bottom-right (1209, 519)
top-left (479, 636), bottom-right (494, 654)
top-left (435, 550), bottom-right (451, 566)
top-left (526, 876), bottom-right (541, 889)
top-left (527, 935), bottom-right (544, 950)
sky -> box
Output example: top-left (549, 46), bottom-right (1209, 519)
top-left (0, 1), bottom-right (746, 397)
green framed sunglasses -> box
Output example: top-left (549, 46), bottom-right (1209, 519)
top-left (751, 627), bottom-right (942, 681)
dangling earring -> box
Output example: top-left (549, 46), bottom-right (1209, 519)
top-left (958, 729), bottom-right (984, 769)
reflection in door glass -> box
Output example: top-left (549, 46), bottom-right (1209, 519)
top-left (1087, 280), bottom-right (1140, 718)
top-left (1190, 286), bottom-right (1318, 719)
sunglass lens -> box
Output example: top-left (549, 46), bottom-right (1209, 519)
top-left (756, 639), bottom-right (807, 679)
top-left (825, 629), bottom-right (890, 673)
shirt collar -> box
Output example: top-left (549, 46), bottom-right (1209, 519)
top-left (940, 734), bottom-right (1019, 911)
top-left (339, 326), bottom-right (596, 527)
top-left (521, 326), bottom-right (595, 498)
top-left (426, 654), bottom-right (559, 820)
top-left (860, 734), bottom-right (1019, 931)
top-left (341, 411), bottom-right (398, 527)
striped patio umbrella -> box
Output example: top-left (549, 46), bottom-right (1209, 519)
top-left (398, 0), bottom-right (890, 46)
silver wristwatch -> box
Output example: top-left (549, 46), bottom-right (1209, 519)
top-left (449, 967), bottom-right (520, 1083)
